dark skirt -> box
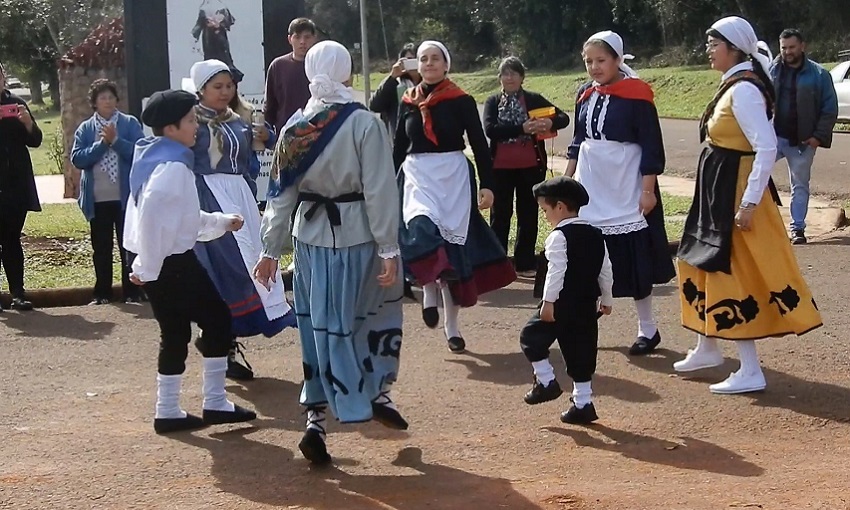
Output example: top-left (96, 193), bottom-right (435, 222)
top-left (605, 223), bottom-right (675, 300)
top-left (398, 160), bottom-right (517, 308)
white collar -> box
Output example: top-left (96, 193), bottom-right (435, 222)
top-left (722, 61), bottom-right (753, 82)
top-left (555, 217), bottom-right (588, 229)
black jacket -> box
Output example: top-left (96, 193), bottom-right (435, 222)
top-left (483, 89), bottom-right (569, 171)
top-left (369, 74), bottom-right (417, 138)
top-left (0, 89), bottom-right (42, 213)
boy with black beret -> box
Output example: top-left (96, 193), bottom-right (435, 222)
top-left (124, 89), bottom-right (256, 433)
top-left (519, 176), bottom-right (614, 424)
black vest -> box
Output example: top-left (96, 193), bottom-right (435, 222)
top-left (555, 223), bottom-right (604, 313)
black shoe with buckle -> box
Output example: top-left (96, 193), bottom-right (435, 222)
top-left (560, 399), bottom-right (599, 425)
top-left (227, 341), bottom-right (254, 381)
top-left (629, 330), bottom-right (661, 356)
top-left (791, 230), bottom-right (807, 245)
top-left (10, 296), bottom-right (33, 311)
top-left (523, 378), bottom-right (563, 405)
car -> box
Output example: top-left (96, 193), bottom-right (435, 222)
top-left (5, 76), bottom-right (22, 89)
top-left (833, 53), bottom-right (850, 122)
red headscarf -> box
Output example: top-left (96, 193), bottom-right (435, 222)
top-left (402, 79), bottom-right (467, 145)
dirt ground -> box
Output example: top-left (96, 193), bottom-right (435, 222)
top-left (2, 234), bottom-right (850, 510)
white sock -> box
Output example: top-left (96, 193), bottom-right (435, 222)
top-left (306, 406), bottom-right (327, 439)
top-left (155, 373), bottom-right (187, 419)
top-left (572, 381), bottom-right (593, 409)
top-left (202, 357), bottom-right (236, 412)
top-left (373, 388), bottom-right (399, 411)
top-left (736, 340), bottom-right (761, 375)
top-left (696, 334), bottom-right (721, 354)
top-left (441, 285), bottom-right (461, 339)
top-left (531, 360), bottom-right (556, 385)
top-left (423, 283), bottom-right (439, 309)
top-left (634, 296), bottom-right (658, 338)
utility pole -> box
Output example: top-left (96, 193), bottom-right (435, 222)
top-left (359, 0), bottom-right (370, 101)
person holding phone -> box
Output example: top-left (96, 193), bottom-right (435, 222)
top-left (0, 61), bottom-right (42, 311)
top-left (369, 43), bottom-right (422, 139)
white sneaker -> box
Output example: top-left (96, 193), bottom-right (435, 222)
top-left (709, 369), bottom-right (767, 394)
top-left (673, 348), bottom-right (724, 372)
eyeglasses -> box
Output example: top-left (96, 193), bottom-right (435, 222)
top-left (705, 42), bottom-right (723, 51)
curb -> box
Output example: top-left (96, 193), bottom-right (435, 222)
top-left (7, 243), bottom-right (680, 309)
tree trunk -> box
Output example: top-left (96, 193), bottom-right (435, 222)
top-left (27, 70), bottom-right (44, 104)
top-left (47, 70), bottom-right (61, 111)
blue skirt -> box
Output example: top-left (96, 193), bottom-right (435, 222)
top-left (293, 240), bottom-right (404, 423)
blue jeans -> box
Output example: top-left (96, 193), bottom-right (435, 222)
top-left (776, 137), bottom-right (817, 232)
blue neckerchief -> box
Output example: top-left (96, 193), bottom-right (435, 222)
top-left (129, 136), bottom-right (195, 201)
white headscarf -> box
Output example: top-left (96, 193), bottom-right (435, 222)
top-left (710, 16), bottom-right (772, 80)
top-left (182, 59), bottom-right (231, 94)
top-left (417, 40), bottom-right (451, 73)
top-left (303, 40), bottom-right (355, 116)
top-left (586, 30), bottom-right (637, 78)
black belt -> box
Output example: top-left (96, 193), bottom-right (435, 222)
top-left (295, 191), bottom-right (365, 249)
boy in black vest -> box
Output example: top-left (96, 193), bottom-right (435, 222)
top-left (519, 176), bottom-right (613, 424)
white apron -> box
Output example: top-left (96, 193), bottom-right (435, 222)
top-left (402, 151), bottom-right (471, 245)
top-left (575, 139), bottom-right (648, 235)
top-left (203, 173), bottom-right (291, 321)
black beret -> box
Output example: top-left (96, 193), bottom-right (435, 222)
top-left (532, 175), bottom-right (590, 208)
top-left (141, 89), bottom-right (197, 129)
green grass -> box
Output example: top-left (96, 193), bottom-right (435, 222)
top-left (28, 102), bottom-right (63, 176)
top-left (20, 203), bottom-right (120, 290)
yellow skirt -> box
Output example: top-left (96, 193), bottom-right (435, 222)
top-left (677, 161), bottom-right (822, 340)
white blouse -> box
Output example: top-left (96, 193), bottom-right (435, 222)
top-left (123, 161), bottom-right (235, 282)
top-left (721, 62), bottom-right (778, 205)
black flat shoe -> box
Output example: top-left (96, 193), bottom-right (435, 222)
top-left (299, 429), bottom-right (332, 465)
top-left (523, 378), bottom-right (563, 405)
top-left (447, 336), bottom-right (466, 353)
top-left (154, 413), bottom-right (206, 434)
top-left (10, 297), bottom-right (33, 311)
top-left (371, 402), bottom-right (409, 430)
top-left (203, 404), bottom-right (257, 425)
top-left (227, 341), bottom-right (254, 381)
top-left (560, 400), bottom-right (599, 425)
top-left (422, 306), bottom-right (439, 329)
top-left (629, 331), bottom-right (661, 356)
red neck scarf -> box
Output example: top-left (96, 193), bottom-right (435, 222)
top-left (577, 78), bottom-right (655, 105)
top-left (402, 79), bottom-right (467, 145)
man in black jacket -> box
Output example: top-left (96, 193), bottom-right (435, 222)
top-left (0, 61), bottom-right (42, 311)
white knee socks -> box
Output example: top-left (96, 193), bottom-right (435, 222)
top-left (441, 285), bottom-right (461, 339)
top-left (532, 360), bottom-right (555, 385)
top-left (736, 340), bottom-right (762, 375)
top-left (572, 381), bottom-right (593, 409)
top-left (634, 295), bottom-right (658, 338)
top-left (155, 373), bottom-right (187, 419)
top-left (696, 334), bottom-right (721, 354)
top-left (423, 283), bottom-right (439, 309)
top-left (202, 357), bottom-right (236, 412)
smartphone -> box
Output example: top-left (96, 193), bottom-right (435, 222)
top-left (0, 104), bottom-right (19, 119)
top-left (402, 58), bottom-right (418, 71)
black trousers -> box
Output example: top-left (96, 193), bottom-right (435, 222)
top-left (489, 167), bottom-right (544, 272)
top-left (0, 209), bottom-right (28, 297)
top-left (143, 251), bottom-right (233, 375)
top-left (519, 301), bottom-right (599, 383)
top-left (90, 201), bottom-right (135, 300)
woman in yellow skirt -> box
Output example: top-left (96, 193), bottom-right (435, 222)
top-left (675, 16), bottom-right (822, 394)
